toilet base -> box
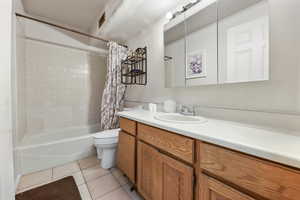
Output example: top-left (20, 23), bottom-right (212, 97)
top-left (97, 148), bottom-right (102, 160)
top-left (101, 147), bottom-right (117, 169)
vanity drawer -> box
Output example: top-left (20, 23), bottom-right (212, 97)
top-left (199, 142), bottom-right (300, 200)
top-left (137, 123), bottom-right (194, 164)
top-left (120, 117), bottom-right (136, 136)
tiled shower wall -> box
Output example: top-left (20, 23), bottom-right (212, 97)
top-left (15, 18), bottom-right (27, 143)
top-left (24, 39), bottom-right (107, 136)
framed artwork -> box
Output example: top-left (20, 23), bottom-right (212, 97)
top-left (186, 50), bottom-right (207, 79)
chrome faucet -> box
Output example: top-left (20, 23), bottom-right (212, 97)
top-left (179, 104), bottom-right (196, 116)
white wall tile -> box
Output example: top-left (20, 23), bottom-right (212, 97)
top-left (23, 39), bottom-right (107, 136)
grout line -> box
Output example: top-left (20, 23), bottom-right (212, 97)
top-left (84, 184), bottom-right (93, 200)
top-left (78, 167), bottom-right (93, 200)
top-left (85, 172), bottom-right (122, 200)
top-left (94, 185), bottom-right (122, 200)
top-left (82, 167), bottom-right (97, 200)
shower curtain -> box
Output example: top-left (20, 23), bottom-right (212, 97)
top-left (100, 42), bottom-right (127, 130)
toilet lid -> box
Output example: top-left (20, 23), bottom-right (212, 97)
top-left (93, 128), bottom-right (120, 139)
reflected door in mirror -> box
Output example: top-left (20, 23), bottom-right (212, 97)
top-left (218, 0), bottom-right (269, 83)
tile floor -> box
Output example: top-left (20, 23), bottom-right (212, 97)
top-left (16, 156), bottom-right (143, 200)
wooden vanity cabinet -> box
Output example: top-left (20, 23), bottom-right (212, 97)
top-left (198, 142), bottom-right (300, 200)
top-left (137, 123), bottom-right (194, 164)
top-left (199, 174), bottom-right (256, 200)
top-left (118, 117), bottom-right (300, 200)
top-left (116, 131), bottom-right (136, 183)
top-left (137, 141), bottom-right (194, 200)
top-left (159, 151), bottom-right (194, 200)
top-left (117, 118), bottom-right (137, 183)
top-left (137, 141), bottom-right (162, 200)
top-left (120, 117), bottom-right (136, 136)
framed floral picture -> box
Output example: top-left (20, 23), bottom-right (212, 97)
top-left (186, 50), bottom-right (207, 79)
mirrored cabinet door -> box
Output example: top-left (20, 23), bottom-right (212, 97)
top-left (218, 0), bottom-right (270, 84)
top-left (185, 0), bottom-right (218, 87)
top-left (163, 0), bottom-right (270, 88)
top-left (164, 14), bottom-right (186, 88)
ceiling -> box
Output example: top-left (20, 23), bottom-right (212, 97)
top-left (97, 0), bottom-right (187, 42)
top-left (21, 0), bottom-right (187, 43)
top-left (22, 0), bottom-right (111, 32)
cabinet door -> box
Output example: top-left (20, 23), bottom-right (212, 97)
top-left (138, 141), bottom-right (194, 200)
top-left (200, 174), bottom-right (256, 200)
top-left (137, 141), bottom-right (162, 200)
top-left (160, 153), bottom-right (194, 200)
top-left (117, 131), bottom-right (135, 183)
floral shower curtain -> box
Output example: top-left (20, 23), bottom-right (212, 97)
top-left (100, 42), bottom-right (127, 130)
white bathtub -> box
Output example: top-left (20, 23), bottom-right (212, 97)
top-left (16, 128), bottom-right (99, 175)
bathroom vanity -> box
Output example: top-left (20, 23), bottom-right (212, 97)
top-left (117, 110), bottom-right (300, 200)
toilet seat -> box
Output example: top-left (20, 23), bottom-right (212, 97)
top-left (94, 128), bottom-right (120, 139)
top-left (94, 129), bottom-right (120, 145)
top-left (94, 137), bottom-right (118, 145)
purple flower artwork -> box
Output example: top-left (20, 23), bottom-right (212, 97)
top-left (186, 50), bottom-right (207, 79)
top-left (190, 55), bottom-right (202, 73)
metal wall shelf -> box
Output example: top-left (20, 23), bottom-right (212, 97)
top-left (121, 47), bottom-right (147, 85)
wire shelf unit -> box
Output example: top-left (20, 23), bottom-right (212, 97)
top-left (121, 47), bottom-right (147, 85)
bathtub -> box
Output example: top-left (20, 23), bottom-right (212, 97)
top-left (16, 126), bottom-right (100, 175)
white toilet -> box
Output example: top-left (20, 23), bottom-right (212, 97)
top-left (94, 128), bottom-right (120, 169)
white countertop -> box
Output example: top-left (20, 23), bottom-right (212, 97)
top-left (118, 109), bottom-right (300, 169)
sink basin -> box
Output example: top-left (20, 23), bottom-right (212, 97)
top-left (154, 113), bottom-right (207, 124)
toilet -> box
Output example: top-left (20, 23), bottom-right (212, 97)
top-left (94, 128), bottom-right (120, 169)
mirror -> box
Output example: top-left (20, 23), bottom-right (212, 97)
top-left (164, 14), bottom-right (186, 88)
top-left (163, 0), bottom-right (269, 87)
top-left (185, 0), bottom-right (218, 86)
top-left (218, 0), bottom-right (269, 83)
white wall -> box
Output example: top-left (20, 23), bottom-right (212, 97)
top-left (126, 20), bottom-right (173, 103)
top-left (23, 19), bottom-right (108, 55)
top-left (0, 0), bottom-right (15, 199)
top-left (125, 0), bottom-right (300, 131)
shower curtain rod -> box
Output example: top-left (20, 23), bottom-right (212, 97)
top-left (15, 13), bottom-right (128, 48)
